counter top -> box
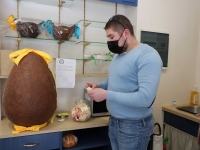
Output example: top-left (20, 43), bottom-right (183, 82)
top-left (0, 115), bottom-right (109, 139)
top-left (162, 105), bottom-right (200, 123)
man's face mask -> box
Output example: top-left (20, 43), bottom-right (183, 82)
top-left (107, 31), bottom-right (127, 55)
top-left (106, 16), bottom-right (127, 55)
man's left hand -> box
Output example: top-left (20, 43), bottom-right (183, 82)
top-left (87, 88), bottom-right (107, 102)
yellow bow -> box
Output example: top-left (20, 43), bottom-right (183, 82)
top-left (12, 122), bottom-right (47, 134)
top-left (9, 48), bottom-right (53, 66)
top-left (6, 15), bottom-right (16, 30)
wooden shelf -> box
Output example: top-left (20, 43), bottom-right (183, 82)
top-left (63, 126), bottom-right (110, 150)
top-left (0, 74), bottom-right (108, 78)
top-left (0, 76), bottom-right (8, 79)
top-left (76, 74), bottom-right (108, 77)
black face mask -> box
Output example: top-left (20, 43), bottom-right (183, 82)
top-left (107, 31), bottom-right (127, 55)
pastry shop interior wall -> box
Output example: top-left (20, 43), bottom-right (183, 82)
top-left (0, 0), bottom-right (200, 126)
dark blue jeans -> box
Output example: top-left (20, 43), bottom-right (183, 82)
top-left (108, 115), bottom-right (154, 150)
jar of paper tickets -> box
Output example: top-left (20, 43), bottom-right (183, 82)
top-left (71, 99), bottom-right (91, 121)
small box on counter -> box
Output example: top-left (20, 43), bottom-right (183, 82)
top-left (0, 50), bottom-right (14, 76)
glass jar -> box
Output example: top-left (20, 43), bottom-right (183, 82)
top-left (71, 99), bottom-right (91, 121)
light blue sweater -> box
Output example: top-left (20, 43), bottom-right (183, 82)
top-left (99, 43), bottom-right (163, 119)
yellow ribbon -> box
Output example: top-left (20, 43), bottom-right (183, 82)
top-left (50, 113), bottom-right (56, 124)
top-left (6, 15), bottom-right (16, 30)
top-left (9, 48), bottom-right (53, 66)
top-left (12, 122), bottom-right (47, 134)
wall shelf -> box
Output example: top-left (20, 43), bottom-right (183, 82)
top-left (53, 58), bottom-right (111, 61)
top-left (76, 41), bottom-right (107, 46)
top-left (1, 0), bottom-right (121, 76)
top-left (5, 36), bottom-right (76, 44)
top-left (0, 76), bottom-right (8, 79)
top-left (76, 73), bottom-right (108, 77)
top-left (0, 74), bottom-right (108, 78)
top-left (17, 0), bottom-right (74, 8)
top-left (77, 19), bottom-right (106, 28)
top-left (4, 37), bottom-right (108, 46)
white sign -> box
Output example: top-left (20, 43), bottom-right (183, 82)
top-left (56, 58), bottom-right (76, 88)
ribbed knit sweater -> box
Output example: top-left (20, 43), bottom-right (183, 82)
top-left (99, 43), bottom-right (163, 119)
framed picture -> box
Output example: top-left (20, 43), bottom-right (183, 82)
top-left (141, 30), bottom-right (169, 67)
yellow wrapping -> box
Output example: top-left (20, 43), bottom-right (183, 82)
top-left (6, 15), bottom-right (16, 30)
top-left (9, 48), bottom-right (53, 66)
top-left (12, 122), bottom-right (47, 134)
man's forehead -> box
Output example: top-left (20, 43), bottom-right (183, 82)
top-left (106, 28), bottom-right (118, 36)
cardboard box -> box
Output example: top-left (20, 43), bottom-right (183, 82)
top-left (0, 50), bottom-right (14, 76)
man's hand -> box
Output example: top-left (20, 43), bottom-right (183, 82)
top-left (85, 82), bottom-right (100, 89)
top-left (87, 88), bottom-right (107, 102)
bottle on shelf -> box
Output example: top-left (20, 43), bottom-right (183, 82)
top-left (190, 84), bottom-right (199, 105)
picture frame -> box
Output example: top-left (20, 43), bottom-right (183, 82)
top-left (140, 29), bottom-right (169, 68)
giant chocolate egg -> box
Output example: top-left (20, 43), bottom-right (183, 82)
top-left (3, 52), bottom-right (57, 127)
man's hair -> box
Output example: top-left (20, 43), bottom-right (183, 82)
top-left (104, 14), bottom-right (134, 36)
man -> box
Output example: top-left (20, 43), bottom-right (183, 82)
top-left (86, 14), bottom-right (162, 150)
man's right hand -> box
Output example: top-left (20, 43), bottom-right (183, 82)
top-left (85, 82), bottom-right (100, 89)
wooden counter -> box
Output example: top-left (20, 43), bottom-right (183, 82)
top-left (0, 115), bottom-right (109, 139)
top-left (162, 105), bottom-right (200, 123)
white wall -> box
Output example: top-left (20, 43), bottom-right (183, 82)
top-left (196, 8), bottom-right (200, 95)
top-left (136, 0), bottom-right (200, 125)
top-left (0, 1), bottom-right (1, 48)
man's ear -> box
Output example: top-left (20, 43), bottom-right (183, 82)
top-left (124, 28), bottom-right (130, 38)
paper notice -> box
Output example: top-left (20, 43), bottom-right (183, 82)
top-left (56, 58), bottom-right (76, 88)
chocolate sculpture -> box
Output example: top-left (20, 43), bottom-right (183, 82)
top-left (52, 23), bottom-right (75, 40)
top-left (6, 15), bottom-right (42, 38)
top-left (3, 52), bottom-right (57, 127)
top-left (41, 20), bottom-right (79, 40)
top-left (16, 21), bottom-right (41, 38)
